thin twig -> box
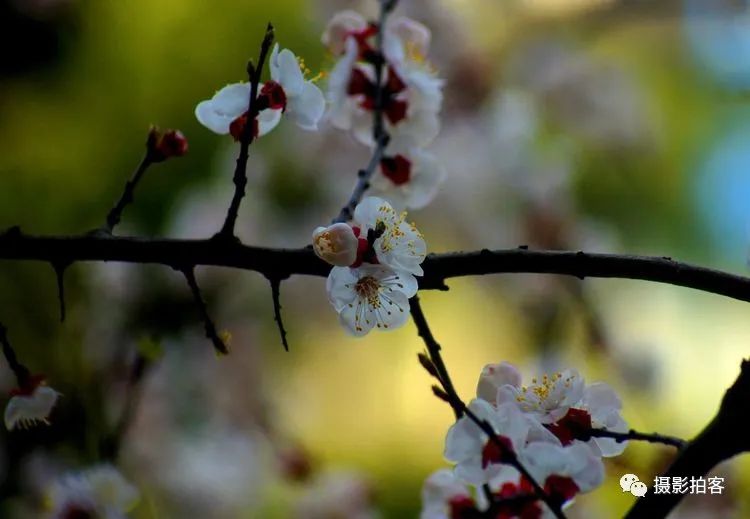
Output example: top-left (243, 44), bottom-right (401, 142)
top-left (181, 267), bottom-right (229, 355)
top-left (269, 276), bottom-right (289, 352)
top-left (105, 152), bottom-right (154, 233)
top-left (0, 324), bottom-right (30, 387)
top-left (409, 296), bottom-right (461, 419)
top-left (218, 23), bottom-right (275, 239)
top-left (587, 427), bottom-right (686, 449)
top-left (52, 262), bottom-right (69, 323)
top-left (331, 0), bottom-right (396, 224)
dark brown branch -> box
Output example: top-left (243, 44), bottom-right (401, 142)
top-left (625, 359), bottom-right (750, 518)
top-left (269, 276), bottom-right (289, 352)
top-left (105, 152), bottom-right (154, 233)
top-left (331, 0), bottom-right (395, 224)
top-left (409, 296), bottom-right (461, 419)
top-left (0, 324), bottom-right (30, 387)
top-left (52, 262), bottom-right (69, 323)
top-left (218, 23), bottom-right (275, 239)
top-left (4, 233), bottom-right (750, 304)
top-left (586, 427), bottom-right (686, 449)
top-left (181, 267), bottom-right (229, 355)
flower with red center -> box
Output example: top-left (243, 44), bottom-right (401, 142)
top-left (420, 469), bottom-right (482, 519)
top-left (444, 400), bottom-right (532, 485)
top-left (47, 465), bottom-right (139, 519)
top-left (488, 362), bottom-right (629, 457)
top-left (195, 44), bottom-right (324, 139)
top-left (371, 139), bottom-right (446, 210)
top-left (4, 374), bottom-right (59, 430)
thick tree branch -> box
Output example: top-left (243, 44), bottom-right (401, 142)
top-left (625, 359), bottom-right (750, 518)
top-left (3, 232), bottom-right (750, 303)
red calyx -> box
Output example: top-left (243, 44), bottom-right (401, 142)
top-left (348, 23), bottom-right (380, 62)
top-left (147, 127), bottom-right (188, 162)
top-left (544, 475), bottom-right (579, 505)
top-left (546, 408), bottom-right (593, 446)
top-left (347, 66), bottom-right (409, 125)
top-left (495, 480), bottom-right (542, 519)
top-left (481, 435), bottom-right (514, 468)
top-left (349, 226), bottom-right (380, 268)
top-left (260, 81), bottom-right (287, 111)
top-left (448, 495), bottom-right (482, 519)
top-left (380, 154), bottom-right (412, 185)
top-left (229, 112), bottom-right (260, 142)
top-left (9, 374), bottom-right (45, 397)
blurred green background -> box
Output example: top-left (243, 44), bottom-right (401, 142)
top-left (1, 0), bottom-right (750, 517)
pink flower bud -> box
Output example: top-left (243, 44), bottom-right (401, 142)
top-left (312, 223), bottom-right (359, 267)
top-left (148, 127), bottom-right (188, 162)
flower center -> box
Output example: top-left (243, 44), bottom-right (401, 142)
top-left (546, 408), bottom-right (593, 445)
top-left (448, 495), bottom-right (481, 519)
top-left (515, 372), bottom-right (574, 412)
top-left (481, 434), bottom-right (514, 468)
top-left (354, 276), bottom-right (381, 304)
top-left (260, 81), bottom-right (287, 111)
top-left (380, 154), bottom-right (412, 185)
top-left (229, 112), bottom-right (260, 142)
top-left (61, 505), bottom-right (95, 519)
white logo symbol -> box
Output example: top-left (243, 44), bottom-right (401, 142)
top-left (620, 473), bottom-right (648, 497)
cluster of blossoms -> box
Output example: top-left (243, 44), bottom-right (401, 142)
top-left (46, 464), bottom-right (139, 519)
top-left (313, 196), bottom-right (425, 336)
top-left (323, 10), bottom-right (446, 209)
top-left (422, 362), bottom-right (628, 518)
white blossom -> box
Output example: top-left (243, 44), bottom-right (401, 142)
top-left (444, 399), bottom-right (542, 485)
top-left (352, 196), bottom-right (427, 276)
top-left (47, 465), bottom-right (139, 519)
top-left (369, 139), bottom-right (445, 210)
top-left (4, 380), bottom-right (59, 430)
top-left (420, 469), bottom-right (479, 519)
top-left (195, 45), bottom-right (324, 138)
top-left (327, 264), bottom-right (417, 336)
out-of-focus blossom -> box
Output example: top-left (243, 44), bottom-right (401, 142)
top-left (195, 44), bottom-right (324, 139)
top-left (326, 264), bottom-right (417, 336)
top-left (419, 469), bottom-right (480, 519)
top-left (4, 376), bottom-right (59, 430)
top-left (294, 470), bottom-right (378, 519)
top-left (46, 464), bottom-right (139, 519)
top-left (323, 11), bottom-right (443, 147)
top-left (370, 139), bottom-right (445, 210)
top-left (444, 399), bottom-right (533, 485)
top-left (485, 362), bottom-right (628, 457)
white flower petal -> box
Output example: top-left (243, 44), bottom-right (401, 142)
top-left (257, 108), bottom-right (283, 137)
top-left (5, 385), bottom-right (59, 430)
top-left (287, 81), bottom-right (326, 131)
top-left (272, 46), bottom-right (305, 97)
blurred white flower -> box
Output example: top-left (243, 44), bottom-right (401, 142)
top-left (370, 140), bottom-right (445, 210)
top-left (195, 44), bottom-right (324, 139)
top-left (313, 222), bottom-right (360, 267)
top-left (487, 362), bottom-right (628, 457)
top-left (420, 469), bottom-right (480, 519)
top-left (4, 377), bottom-right (59, 430)
top-left (521, 441), bottom-right (605, 501)
top-left (323, 11), bottom-right (443, 147)
top-left (294, 470), bottom-right (378, 519)
top-left (47, 464), bottom-right (139, 519)
top-left (443, 400), bottom-right (536, 485)
top-left (326, 264), bottom-right (417, 336)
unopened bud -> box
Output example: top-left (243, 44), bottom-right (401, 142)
top-left (476, 362), bottom-right (522, 403)
top-left (312, 223), bottom-right (359, 267)
top-left (147, 126), bottom-right (189, 162)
